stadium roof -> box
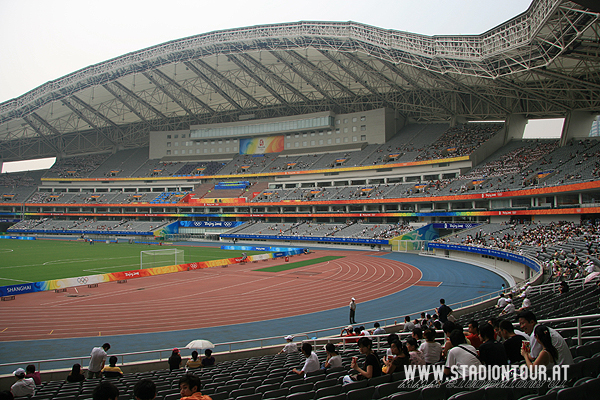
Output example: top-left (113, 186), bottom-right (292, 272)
top-left (0, 0), bottom-right (599, 162)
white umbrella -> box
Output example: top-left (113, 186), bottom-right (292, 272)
top-left (185, 339), bottom-right (215, 350)
top-left (585, 271), bottom-right (600, 284)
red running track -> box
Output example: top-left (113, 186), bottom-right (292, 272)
top-left (0, 249), bottom-right (422, 341)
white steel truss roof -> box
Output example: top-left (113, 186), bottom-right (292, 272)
top-left (0, 0), bottom-right (599, 162)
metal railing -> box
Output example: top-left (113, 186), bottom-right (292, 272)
top-left (0, 274), bottom-right (541, 375)
top-left (3, 312), bottom-right (599, 376)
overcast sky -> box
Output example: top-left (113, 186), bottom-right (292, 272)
top-left (0, 0), bottom-right (531, 103)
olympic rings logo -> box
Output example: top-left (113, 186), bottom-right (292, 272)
top-left (77, 277), bottom-right (89, 284)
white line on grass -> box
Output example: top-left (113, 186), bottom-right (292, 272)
top-left (0, 249), bottom-right (14, 253)
top-left (82, 263), bottom-right (140, 274)
top-left (0, 277), bottom-right (32, 283)
top-left (42, 256), bottom-right (137, 266)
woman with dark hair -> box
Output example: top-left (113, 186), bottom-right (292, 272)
top-left (522, 325), bottom-right (558, 371)
top-left (419, 328), bottom-right (442, 364)
top-left (66, 364), bottom-right (86, 383)
top-left (168, 348), bottom-right (182, 371)
top-left (406, 337), bottom-right (426, 365)
top-left (348, 336), bottom-right (382, 381)
top-left (323, 343), bottom-right (342, 369)
top-left (383, 339), bottom-right (410, 375)
top-left (186, 351), bottom-right (202, 370)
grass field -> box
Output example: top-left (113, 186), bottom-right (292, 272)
top-left (0, 239), bottom-right (264, 286)
top-left (254, 256), bottom-right (344, 272)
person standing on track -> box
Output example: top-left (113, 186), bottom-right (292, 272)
top-left (349, 297), bottom-right (357, 324)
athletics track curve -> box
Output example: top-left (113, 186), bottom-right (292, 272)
top-left (0, 248), bottom-right (506, 374)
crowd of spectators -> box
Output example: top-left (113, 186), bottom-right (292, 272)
top-left (45, 154), bottom-right (108, 178)
top-left (415, 124), bottom-right (502, 162)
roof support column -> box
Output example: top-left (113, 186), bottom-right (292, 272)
top-left (504, 114), bottom-right (528, 144)
top-left (559, 111), bottom-right (596, 146)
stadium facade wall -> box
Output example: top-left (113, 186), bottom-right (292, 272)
top-left (148, 108), bottom-right (392, 160)
top-left (468, 128), bottom-right (505, 167)
top-left (428, 243), bottom-right (540, 283)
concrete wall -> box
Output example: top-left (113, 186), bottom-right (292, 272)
top-left (433, 249), bottom-right (534, 283)
top-left (504, 114), bottom-right (527, 143)
top-left (148, 109), bottom-right (390, 161)
top-left (469, 128), bottom-right (506, 167)
top-left (560, 111), bottom-right (597, 145)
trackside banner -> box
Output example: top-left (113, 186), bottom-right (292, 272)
top-left (8, 229), bottom-right (153, 236)
top-left (220, 245), bottom-right (306, 252)
top-left (220, 233), bottom-right (388, 245)
top-left (0, 235), bottom-right (36, 240)
top-left (0, 250), bottom-right (299, 297)
top-left (427, 243), bottom-right (541, 273)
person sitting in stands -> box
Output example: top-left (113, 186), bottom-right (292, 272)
top-left (383, 339), bottom-right (410, 375)
top-left (518, 295), bottom-right (531, 312)
top-left (323, 343), bottom-right (342, 370)
top-left (406, 337), bottom-right (426, 365)
top-left (498, 319), bottom-right (526, 364)
top-left (24, 365), bottom-right (41, 385)
top-left (346, 337), bottom-right (382, 382)
top-left (102, 356), bottom-right (123, 378)
top-left (444, 329), bottom-right (482, 379)
top-left (411, 327), bottom-right (424, 346)
top-left (518, 310), bottom-right (572, 365)
top-left (403, 316), bottom-right (415, 332)
top-left (66, 363), bottom-right (86, 383)
top-left (279, 335), bottom-right (297, 354)
top-left (133, 379), bottom-right (156, 400)
top-left (201, 349), bottom-right (215, 367)
top-left (385, 333), bottom-right (399, 358)
top-left (466, 320), bottom-right (483, 349)
top-left (168, 348), bottom-right (182, 371)
top-left (419, 328), bottom-right (442, 365)
top-left (292, 343), bottom-right (320, 378)
top-left (441, 321), bottom-right (458, 358)
top-left (92, 381), bottom-right (119, 400)
top-left (372, 322), bottom-right (386, 335)
top-left (10, 368), bottom-right (35, 398)
top-left (179, 374), bottom-right (211, 400)
top-left (478, 323), bottom-right (508, 366)
top-left (496, 293), bottom-right (508, 309)
top-left (340, 325), bottom-right (358, 344)
top-left (500, 298), bottom-right (516, 316)
top-left (186, 351), bottom-right (202, 370)
top-left (522, 325), bottom-right (559, 372)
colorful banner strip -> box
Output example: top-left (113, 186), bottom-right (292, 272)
top-left (0, 249), bottom-right (302, 297)
top-left (221, 233), bottom-right (387, 245)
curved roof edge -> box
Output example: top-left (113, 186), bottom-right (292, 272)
top-left (0, 0), bottom-right (573, 119)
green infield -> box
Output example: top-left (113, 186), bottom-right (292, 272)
top-left (253, 256), bottom-right (344, 272)
top-left (0, 239), bottom-right (264, 286)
